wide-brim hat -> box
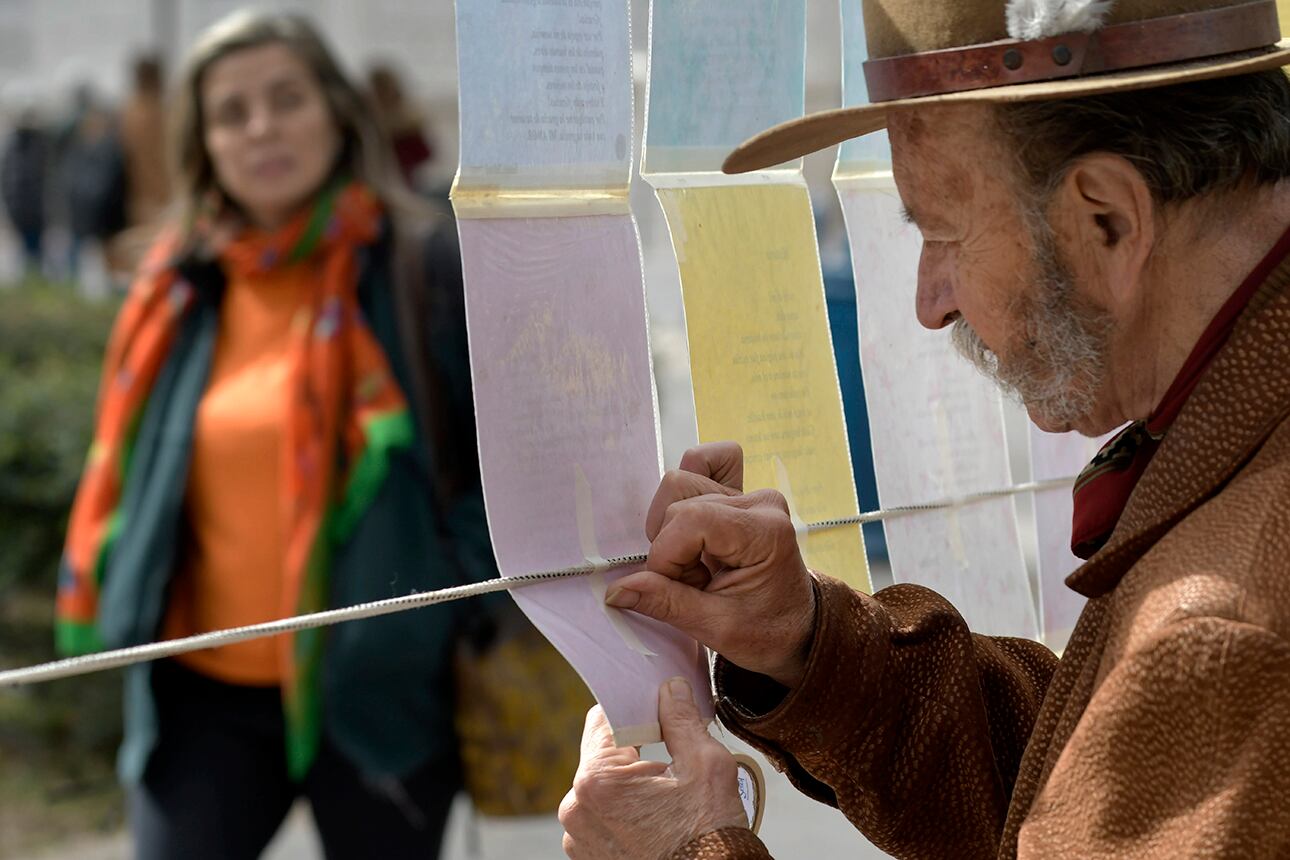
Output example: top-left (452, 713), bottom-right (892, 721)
top-left (723, 0), bottom-right (1290, 174)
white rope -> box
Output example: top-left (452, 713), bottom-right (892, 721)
top-left (0, 476), bottom-right (1074, 689)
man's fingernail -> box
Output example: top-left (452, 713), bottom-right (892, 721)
top-left (668, 676), bottom-right (692, 702)
top-left (605, 588), bottom-right (639, 609)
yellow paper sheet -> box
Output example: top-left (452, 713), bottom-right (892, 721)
top-left (1281, 0), bottom-right (1290, 35)
top-left (656, 183), bottom-right (870, 592)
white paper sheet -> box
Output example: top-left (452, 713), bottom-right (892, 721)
top-left (456, 0), bottom-right (633, 187)
top-left (1029, 427), bottom-right (1114, 651)
top-left (839, 183), bottom-right (1037, 639)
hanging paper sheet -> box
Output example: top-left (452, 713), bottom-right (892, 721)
top-left (643, 0), bottom-right (869, 592)
top-left (453, 0), bottom-right (710, 747)
top-left (837, 184), bottom-right (1037, 639)
top-left (1029, 427), bottom-right (1114, 652)
top-left (455, 0), bottom-right (633, 189)
top-left (832, 0), bottom-right (1033, 637)
top-left (835, 0), bottom-right (892, 170)
top-left (642, 0), bottom-right (805, 174)
top-left (655, 184), bottom-right (869, 588)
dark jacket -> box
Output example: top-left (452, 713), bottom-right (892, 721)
top-left (0, 126), bottom-right (48, 235)
top-left (100, 219), bottom-right (498, 782)
top-left (63, 126), bottom-right (126, 240)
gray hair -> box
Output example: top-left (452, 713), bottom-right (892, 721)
top-left (994, 69), bottom-right (1290, 207)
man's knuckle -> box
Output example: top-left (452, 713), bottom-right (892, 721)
top-left (668, 495), bottom-right (707, 526)
top-left (758, 488), bottom-right (791, 515)
top-left (696, 744), bottom-right (730, 770)
top-left (557, 790), bottom-right (578, 825)
top-left (652, 587), bottom-right (681, 623)
top-left (762, 510), bottom-right (795, 544)
top-left (572, 770), bottom-right (595, 796)
top-left (574, 769), bottom-right (614, 807)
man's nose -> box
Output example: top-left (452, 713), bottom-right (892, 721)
top-left (915, 256), bottom-right (958, 330)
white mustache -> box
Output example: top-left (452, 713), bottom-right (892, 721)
top-left (947, 269), bottom-right (1109, 427)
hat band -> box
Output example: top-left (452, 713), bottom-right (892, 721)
top-left (863, 0), bottom-right (1281, 102)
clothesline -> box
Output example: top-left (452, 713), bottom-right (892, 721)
top-left (0, 477), bottom-right (1074, 689)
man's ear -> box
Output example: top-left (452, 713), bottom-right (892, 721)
top-left (1054, 153), bottom-right (1155, 309)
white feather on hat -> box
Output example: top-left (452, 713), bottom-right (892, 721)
top-left (1006, 0), bottom-right (1115, 40)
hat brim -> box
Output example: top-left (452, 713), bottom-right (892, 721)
top-left (723, 42), bottom-right (1290, 174)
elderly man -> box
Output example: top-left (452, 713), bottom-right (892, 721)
top-left (559, 1), bottom-right (1290, 858)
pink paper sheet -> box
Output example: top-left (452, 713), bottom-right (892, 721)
top-left (457, 214), bottom-right (711, 745)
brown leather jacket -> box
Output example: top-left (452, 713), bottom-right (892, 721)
top-left (676, 258), bottom-right (1290, 859)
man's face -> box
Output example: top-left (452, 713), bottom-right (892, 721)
top-left (889, 105), bottom-right (1114, 435)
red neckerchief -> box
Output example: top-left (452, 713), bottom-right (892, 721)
top-left (1070, 222), bottom-right (1290, 559)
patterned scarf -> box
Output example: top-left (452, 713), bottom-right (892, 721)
top-left (57, 180), bottom-right (414, 777)
top-left (1070, 221), bottom-right (1290, 559)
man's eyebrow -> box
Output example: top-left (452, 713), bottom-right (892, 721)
top-left (900, 205), bottom-right (918, 226)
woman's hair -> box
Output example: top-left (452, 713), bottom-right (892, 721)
top-left (169, 9), bottom-right (428, 232)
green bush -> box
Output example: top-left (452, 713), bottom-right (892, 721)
top-left (0, 282), bottom-right (126, 854)
top-left (0, 283), bottom-right (120, 594)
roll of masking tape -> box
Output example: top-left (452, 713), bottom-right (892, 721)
top-left (732, 754), bottom-right (766, 835)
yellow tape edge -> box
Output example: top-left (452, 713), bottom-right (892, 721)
top-left (831, 165), bottom-right (896, 190)
top-left (450, 180), bottom-right (631, 219)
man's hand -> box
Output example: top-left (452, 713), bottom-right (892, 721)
top-left (559, 679), bottom-right (748, 859)
top-left (607, 443), bottom-right (817, 687)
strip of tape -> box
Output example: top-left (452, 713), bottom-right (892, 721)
top-left (772, 455), bottom-right (811, 564)
top-left (575, 464), bottom-right (658, 657)
top-left (450, 181), bottom-right (631, 219)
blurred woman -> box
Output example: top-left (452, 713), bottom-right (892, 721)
top-left (120, 54), bottom-right (172, 227)
top-left (55, 11), bottom-right (494, 859)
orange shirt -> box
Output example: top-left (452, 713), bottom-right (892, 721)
top-left (161, 259), bottom-right (313, 685)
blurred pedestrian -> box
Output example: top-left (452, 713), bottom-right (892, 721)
top-left (55, 11), bottom-right (493, 859)
top-left (120, 54), bottom-right (172, 226)
top-left (0, 105), bottom-right (49, 278)
top-left (61, 99), bottom-right (126, 281)
top-left (367, 63), bottom-right (434, 188)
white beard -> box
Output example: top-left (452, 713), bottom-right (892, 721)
top-left (950, 220), bottom-right (1112, 430)
top-left (1006, 0), bottom-right (1116, 40)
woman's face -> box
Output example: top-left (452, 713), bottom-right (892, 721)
top-left (201, 42), bottom-right (341, 229)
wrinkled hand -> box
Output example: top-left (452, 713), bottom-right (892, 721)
top-left (606, 442), bottom-right (817, 687)
top-left (559, 678), bottom-right (748, 859)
